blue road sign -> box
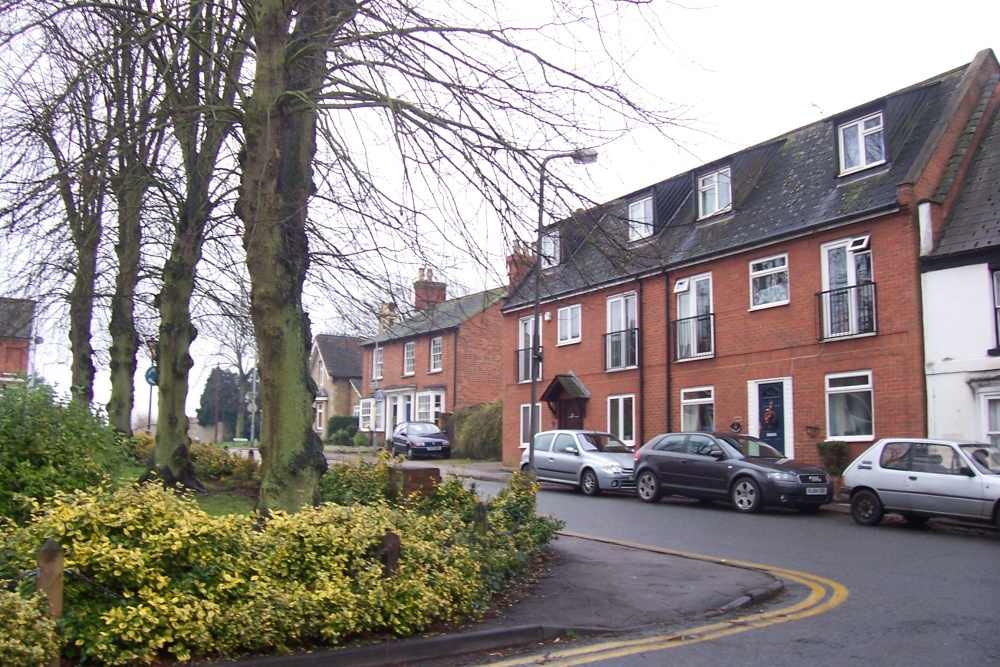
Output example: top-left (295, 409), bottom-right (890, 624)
top-left (145, 366), bottom-right (158, 386)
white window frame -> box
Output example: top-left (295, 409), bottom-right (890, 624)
top-left (314, 401), bottom-right (325, 432)
top-left (825, 370), bottom-right (874, 442)
top-left (676, 273), bottom-right (714, 360)
top-left (372, 346), bottom-right (383, 380)
top-left (749, 253), bottom-right (790, 310)
top-left (520, 402), bottom-right (541, 447)
top-left (541, 230), bottom-right (560, 268)
top-left (698, 167), bottom-right (731, 219)
top-left (628, 196), bottom-right (654, 241)
top-left (821, 237), bottom-right (875, 339)
top-left (359, 398), bottom-right (383, 432)
top-left (680, 387), bottom-right (715, 432)
top-left (839, 111), bottom-right (885, 175)
top-left (608, 394), bottom-right (635, 448)
top-left (983, 393), bottom-right (1000, 446)
top-left (518, 315), bottom-right (541, 383)
top-left (429, 336), bottom-right (443, 372)
top-left (557, 304), bottom-right (582, 345)
top-left (606, 292), bottom-right (638, 370)
top-left (403, 341), bottom-right (415, 376)
top-left (992, 270), bottom-right (1000, 349)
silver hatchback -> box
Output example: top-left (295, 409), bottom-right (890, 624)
top-left (520, 430), bottom-right (635, 496)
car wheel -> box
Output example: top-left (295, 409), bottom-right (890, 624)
top-left (580, 469), bottom-right (601, 496)
top-left (406, 446), bottom-right (415, 460)
top-left (731, 478), bottom-right (762, 513)
top-left (850, 489), bottom-right (884, 526)
top-left (903, 514), bottom-right (929, 527)
top-left (636, 470), bottom-right (661, 503)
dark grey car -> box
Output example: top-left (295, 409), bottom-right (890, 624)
top-left (391, 422), bottom-right (451, 460)
top-left (633, 432), bottom-right (833, 513)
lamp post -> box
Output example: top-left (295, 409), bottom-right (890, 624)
top-left (527, 148), bottom-right (598, 476)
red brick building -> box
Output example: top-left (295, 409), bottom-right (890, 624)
top-left (0, 298), bottom-right (36, 384)
top-left (502, 49), bottom-right (1000, 468)
top-left (359, 269), bottom-right (507, 446)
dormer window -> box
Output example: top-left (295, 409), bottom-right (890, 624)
top-left (540, 230), bottom-right (560, 268)
top-left (698, 167), bottom-right (731, 219)
top-left (839, 111), bottom-right (885, 174)
top-left (628, 196), bottom-right (653, 241)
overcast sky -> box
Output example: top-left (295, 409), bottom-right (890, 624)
top-left (30, 0), bottom-right (1000, 418)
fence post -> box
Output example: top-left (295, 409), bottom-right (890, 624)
top-left (38, 539), bottom-right (63, 667)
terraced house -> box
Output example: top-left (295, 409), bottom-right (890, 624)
top-left (501, 48), bottom-right (1000, 468)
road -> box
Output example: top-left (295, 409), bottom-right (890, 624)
top-left (465, 481), bottom-right (1000, 667)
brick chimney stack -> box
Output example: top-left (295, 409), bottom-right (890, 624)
top-left (413, 268), bottom-right (447, 310)
top-left (506, 239), bottom-right (535, 287)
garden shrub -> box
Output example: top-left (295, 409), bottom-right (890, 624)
top-left (317, 450), bottom-right (392, 505)
top-left (0, 382), bottom-right (129, 523)
top-left (130, 432), bottom-right (155, 466)
top-left (0, 589), bottom-right (61, 667)
top-left (0, 470), bottom-right (559, 665)
top-left (325, 415), bottom-right (358, 442)
top-left (452, 399), bottom-right (502, 460)
top-left (352, 430), bottom-right (372, 448)
top-left (331, 429), bottom-right (352, 447)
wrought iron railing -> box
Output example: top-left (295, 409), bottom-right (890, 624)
top-left (672, 313), bottom-right (715, 360)
top-left (816, 282), bottom-right (877, 339)
top-left (604, 328), bottom-right (639, 370)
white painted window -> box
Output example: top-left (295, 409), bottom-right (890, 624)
top-left (608, 394), bottom-right (635, 447)
top-left (372, 346), bottom-right (383, 380)
top-left (750, 254), bottom-right (789, 309)
top-left (982, 393), bottom-right (1000, 446)
top-left (541, 230), bottom-right (560, 268)
top-left (520, 402), bottom-right (541, 447)
top-left (839, 111), bottom-right (885, 174)
top-left (557, 304), bottom-right (581, 345)
top-left (993, 270), bottom-right (1000, 349)
top-left (415, 391), bottom-right (445, 423)
top-left (821, 237), bottom-right (875, 338)
top-left (430, 336), bottom-right (443, 372)
top-left (360, 398), bottom-right (385, 431)
top-left (314, 402), bottom-right (325, 432)
top-left (826, 371), bottom-right (874, 440)
top-left (681, 387), bottom-right (714, 432)
top-left (518, 316), bottom-right (541, 382)
top-left (628, 196), bottom-right (654, 241)
top-left (606, 292), bottom-right (638, 370)
top-left (676, 273), bottom-right (713, 359)
top-left (403, 341), bottom-right (415, 376)
top-left (698, 167), bottom-right (731, 218)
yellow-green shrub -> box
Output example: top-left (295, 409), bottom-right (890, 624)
top-left (0, 589), bottom-right (61, 667)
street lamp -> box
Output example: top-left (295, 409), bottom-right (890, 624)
top-left (527, 148), bottom-right (598, 476)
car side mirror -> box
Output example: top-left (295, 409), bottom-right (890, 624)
top-left (710, 450), bottom-right (726, 460)
top-left (564, 446), bottom-right (578, 455)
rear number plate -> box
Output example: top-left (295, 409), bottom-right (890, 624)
top-left (426, 446), bottom-right (441, 451)
top-left (806, 487), bottom-right (826, 495)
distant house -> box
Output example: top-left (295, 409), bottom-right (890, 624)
top-left (501, 49), bottom-right (1000, 468)
top-left (309, 334), bottom-right (365, 438)
top-left (359, 269), bottom-right (507, 446)
top-left (920, 74), bottom-right (1000, 444)
top-left (0, 298), bottom-right (36, 384)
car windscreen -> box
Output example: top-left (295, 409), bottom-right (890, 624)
top-left (578, 433), bottom-right (631, 453)
top-left (407, 423), bottom-right (441, 436)
top-left (717, 435), bottom-right (782, 458)
top-left (960, 444), bottom-right (1000, 474)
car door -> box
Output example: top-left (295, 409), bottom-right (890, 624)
top-left (904, 443), bottom-right (988, 519)
top-left (870, 440), bottom-right (915, 511)
top-left (537, 432), bottom-right (581, 482)
top-left (530, 432), bottom-right (556, 480)
top-left (682, 434), bottom-right (730, 499)
top-left (644, 434), bottom-right (689, 490)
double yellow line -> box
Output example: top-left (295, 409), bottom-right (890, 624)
top-left (483, 532), bottom-right (849, 667)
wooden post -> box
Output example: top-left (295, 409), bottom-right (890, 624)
top-left (37, 539), bottom-right (63, 667)
top-left (380, 531), bottom-right (400, 578)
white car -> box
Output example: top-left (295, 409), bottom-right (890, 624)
top-left (841, 438), bottom-right (1000, 529)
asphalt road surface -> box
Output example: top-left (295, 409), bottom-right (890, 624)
top-left (459, 481), bottom-right (1000, 667)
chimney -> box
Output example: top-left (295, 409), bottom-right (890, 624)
top-left (506, 239), bottom-right (535, 287)
top-left (376, 302), bottom-right (397, 332)
top-left (414, 268), bottom-right (447, 310)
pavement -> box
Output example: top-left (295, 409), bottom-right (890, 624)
top-left (216, 451), bottom-right (793, 667)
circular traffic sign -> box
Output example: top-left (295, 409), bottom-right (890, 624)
top-left (145, 366), bottom-right (158, 386)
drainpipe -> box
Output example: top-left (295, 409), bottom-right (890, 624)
top-left (664, 270), bottom-right (673, 433)
top-left (636, 278), bottom-right (644, 447)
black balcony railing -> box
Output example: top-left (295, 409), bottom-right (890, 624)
top-left (672, 313), bottom-right (715, 361)
top-left (816, 282), bottom-right (877, 340)
top-left (604, 328), bottom-right (639, 370)
top-left (515, 346), bottom-right (542, 382)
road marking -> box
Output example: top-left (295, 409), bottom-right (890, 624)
top-left (481, 532), bottom-right (849, 667)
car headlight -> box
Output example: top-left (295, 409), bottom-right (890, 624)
top-left (602, 462), bottom-right (623, 474)
top-left (767, 471), bottom-right (796, 482)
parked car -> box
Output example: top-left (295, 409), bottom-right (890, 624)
top-left (841, 438), bottom-right (1000, 529)
top-left (633, 432), bottom-right (833, 513)
top-left (391, 422), bottom-right (451, 459)
top-left (519, 430), bottom-right (635, 496)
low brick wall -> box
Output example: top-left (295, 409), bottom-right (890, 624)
top-left (388, 467), bottom-right (441, 499)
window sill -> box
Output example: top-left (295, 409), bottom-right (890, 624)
top-left (674, 354), bottom-right (715, 363)
top-left (749, 300), bottom-right (789, 312)
top-left (557, 339), bottom-right (581, 347)
top-left (428, 368), bottom-right (443, 374)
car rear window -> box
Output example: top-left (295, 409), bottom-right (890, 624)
top-left (579, 433), bottom-right (630, 453)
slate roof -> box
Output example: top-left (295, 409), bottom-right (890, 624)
top-left (929, 76), bottom-right (1000, 260)
top-left (314, 334), bottom-right (365, 379)
top-left (506, 57), bottom-right (974, 311)
top-left (366, 287), bottom-right (508, 345)
top-left (0, 298), bottom-right (35, 339)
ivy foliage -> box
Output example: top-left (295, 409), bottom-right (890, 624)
top-left (0, 382), bottom-right (130, 522)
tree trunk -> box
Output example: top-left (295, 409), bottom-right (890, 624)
top-left (237, 0), bottom-right (356, 515)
